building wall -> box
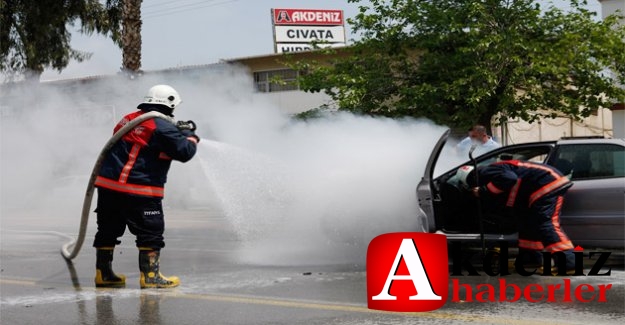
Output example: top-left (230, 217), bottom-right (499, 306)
top-left (494, 108), bottom-right (614, 145)
top-left (228, 49), bottom-right (350, 115)
top-left (259, 90), bottom-right (333, 115)
top-left (612, 105), bottom-right (625, 138)
top-left (599, 0), bottom-right (625, 138)
top-left (598, 0), bottom-right (625, 139)
top-left (599, 0), bottom-right (625, 21)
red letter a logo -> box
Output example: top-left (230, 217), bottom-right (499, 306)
top-left (367, 232), bottom-right (448, 312)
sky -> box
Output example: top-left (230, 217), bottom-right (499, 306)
top-left (40, 0), bottom-right (603, 81)
top-left (40, 0), bottom-right (363, 81)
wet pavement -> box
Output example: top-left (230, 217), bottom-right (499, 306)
top-left (1, 208), bottom-right (624, 325)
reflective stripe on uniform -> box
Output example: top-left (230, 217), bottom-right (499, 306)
top-left (528, 178), bottom-right (570, 207)
top-left (119, 143), bottom-right (141, 183)
top-left (506, 179), bottom-right (522, 207)
top-left (95, 176), bottom-right (164, 197)
top-left (496, 160), bottom-right (570, 207)
top-left (516, 161), bottom-right (561, 178)
top-left (545, 241), bottom-right (574, 252)
top-left (518, 239), bottom-right (544, 250)
top-left (544, 196), bottom-right (573, 252)
top-left (486, 182), bottom-right (504, 194)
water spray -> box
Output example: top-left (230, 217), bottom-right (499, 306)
top-left (60, 111), bottom-right (174, 261)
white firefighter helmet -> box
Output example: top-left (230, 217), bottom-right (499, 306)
top-left (456, 165), bottom-right (475, 188)
top-left (141, 85), bottom-right (181, 109)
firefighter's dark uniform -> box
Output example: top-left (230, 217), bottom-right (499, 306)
top-left (474, 160), bottom-right (575, 268)
top-left (93, 105), bottom-right (198, 249)
top-left (92, 101), bottom-right (198, 289)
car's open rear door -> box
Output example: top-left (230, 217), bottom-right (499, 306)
top-left (416, 129), bottom-right (450, 232)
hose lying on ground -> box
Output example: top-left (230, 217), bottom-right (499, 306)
top-left (61, 111), bottom-right (173, 261)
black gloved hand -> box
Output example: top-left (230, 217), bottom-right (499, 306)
top-left (176, 120), bottom-right (197, 132)
top-left (179, 128), bottom-right (200, 143)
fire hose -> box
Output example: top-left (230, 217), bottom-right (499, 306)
top-left (61, 111), bottom-right (174, 261)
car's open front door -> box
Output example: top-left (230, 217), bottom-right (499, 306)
top-left (416, 129), bottom-right (450, 232)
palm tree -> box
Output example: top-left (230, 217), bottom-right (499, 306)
top-left (122, 0), bottom-right (142, 74)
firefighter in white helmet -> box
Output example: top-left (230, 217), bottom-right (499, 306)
top-left (93, 85), bottom-right (199, 288)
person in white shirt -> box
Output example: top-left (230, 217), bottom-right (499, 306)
top-left (456, 124), bottom-right (500, 158)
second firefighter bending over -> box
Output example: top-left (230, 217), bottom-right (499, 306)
top-left (457, 160), bottom-right (575, 274)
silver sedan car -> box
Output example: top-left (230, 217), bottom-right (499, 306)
top-left (417, 131), bottom-right (625, 249)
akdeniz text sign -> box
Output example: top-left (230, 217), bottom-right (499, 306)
top-left (273, 8), bottom-right (343, 26)
top-left (271, 8), bottom-right (346, 54)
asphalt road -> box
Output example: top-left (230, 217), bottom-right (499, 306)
top-left (1, 207), bottom-right (624, 325)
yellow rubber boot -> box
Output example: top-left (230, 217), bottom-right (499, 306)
top-left (139, 248), bottom-right (180, 289)
top-left (94, 247), bottom-right (126, 288)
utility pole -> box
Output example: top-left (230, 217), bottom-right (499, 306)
top-left (122, 0), bottom-right (143, 76)
top-left (597, 0), bottom-right (625, 138)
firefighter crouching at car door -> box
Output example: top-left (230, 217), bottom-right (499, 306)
top-left (93, 85), bottom-right (199, 288)
top-left (456, 160), bottom-right (576, 273)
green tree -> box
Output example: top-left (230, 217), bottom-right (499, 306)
top-left (293, 0), bottom-right (625, 132)
top-left (0, 0), bottom-right (122, 80)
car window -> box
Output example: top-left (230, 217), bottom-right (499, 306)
top-left (440, 144), bottom-right (554, 188)
top-left (551, 144), bottom-right (625, 180)
top-left (476, 145), bottom-right (552, 168)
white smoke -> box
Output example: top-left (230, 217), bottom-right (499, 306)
top-left (0, 66), bottom-right (464, 265)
